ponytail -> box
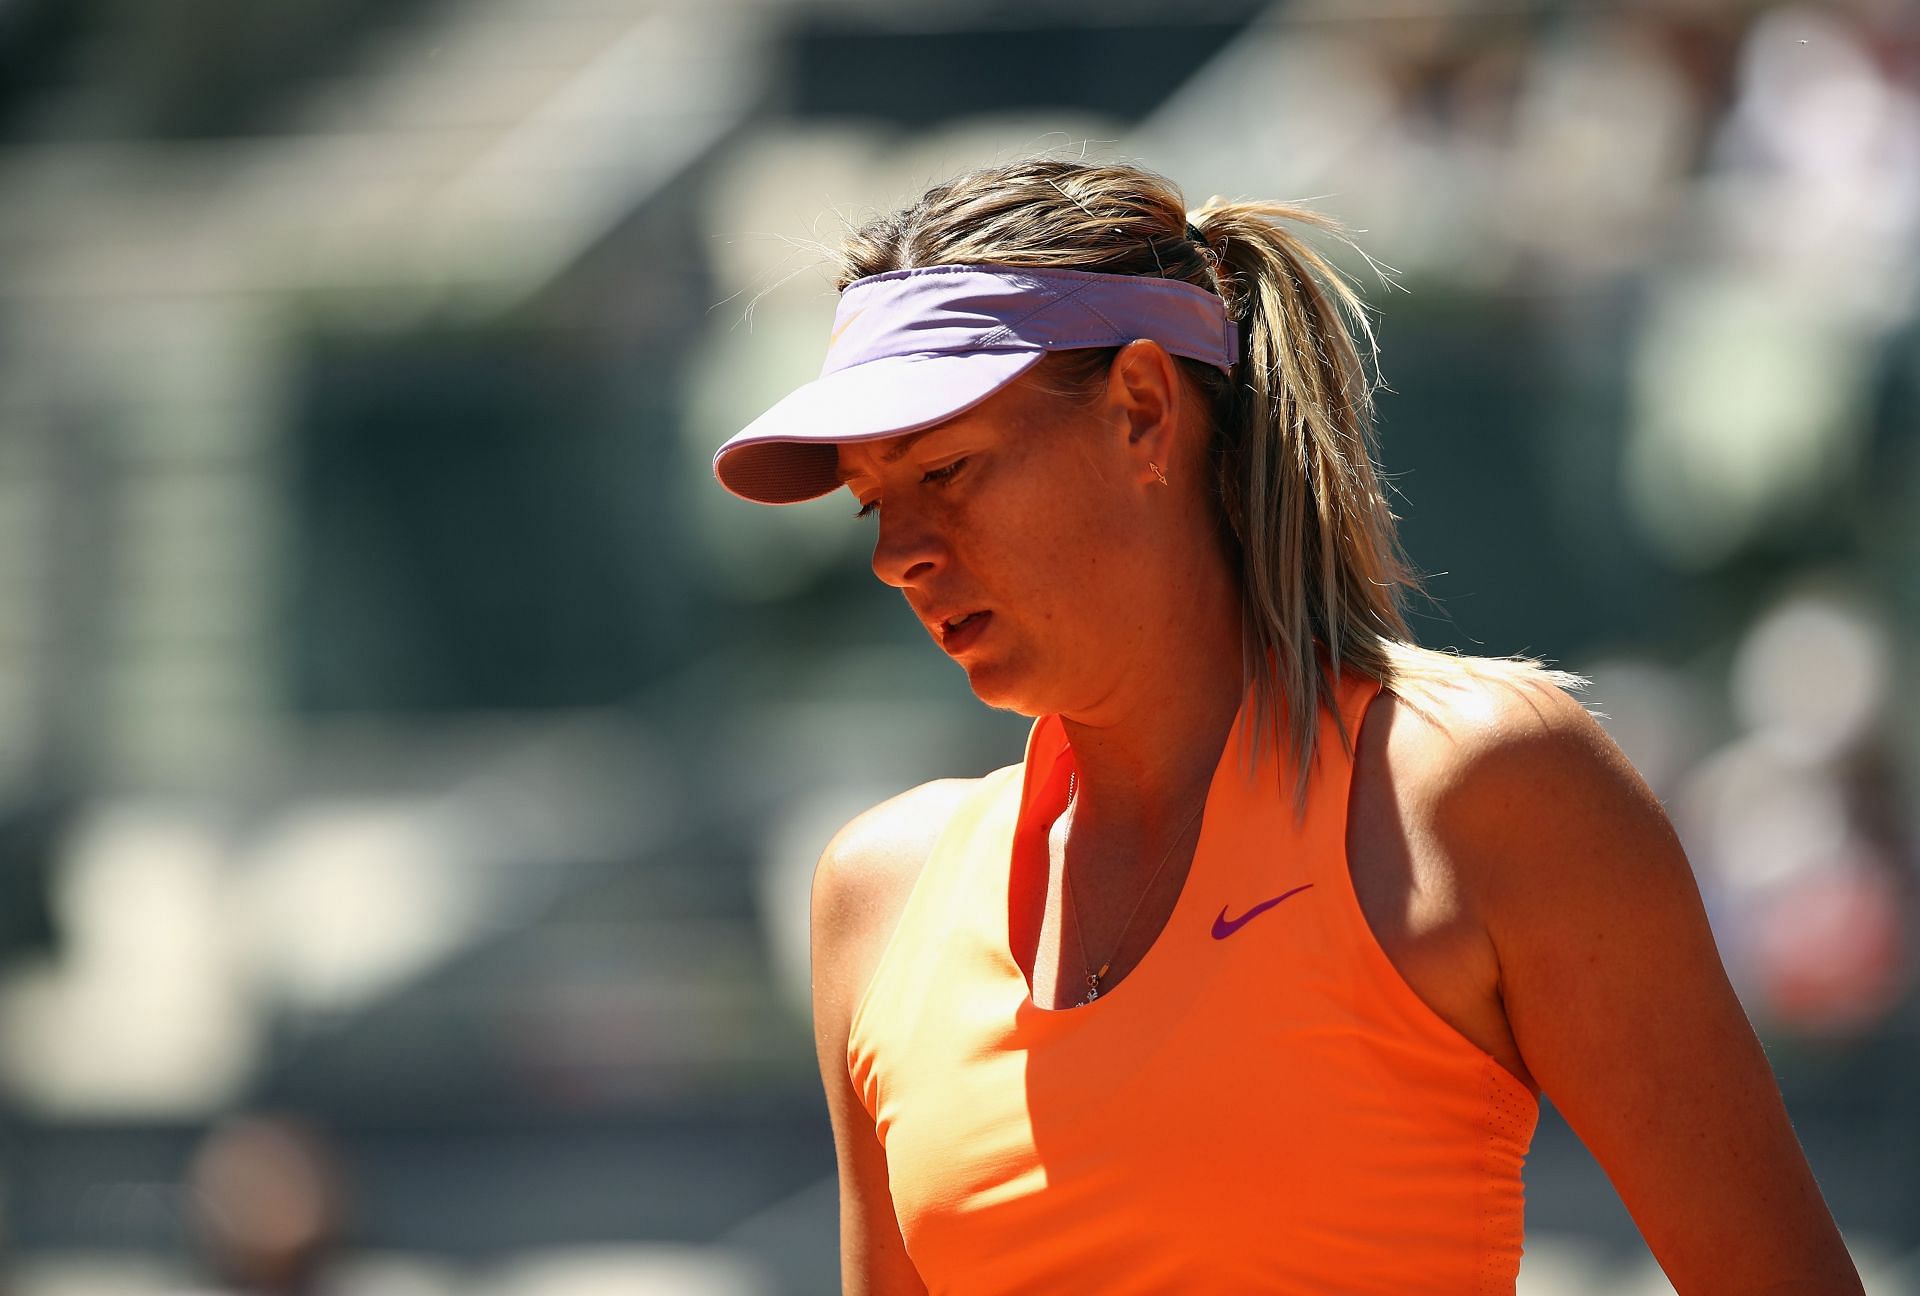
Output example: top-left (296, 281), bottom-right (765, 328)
top-left (1191, 198), bottom-right (1583, 800)
top-left (1189, 200), bottom-right (1405, 794)
top-left (840, 162), bottom-right (1583, 805)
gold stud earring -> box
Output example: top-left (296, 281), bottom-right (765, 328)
top-left (1149, 461), bottom-right (1169, 487)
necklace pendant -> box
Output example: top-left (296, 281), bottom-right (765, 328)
top-left (1083, 972), bottom-right (1100, 1005)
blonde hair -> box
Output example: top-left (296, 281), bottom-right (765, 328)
top-left (838, 159), bottom-right (1582, 800)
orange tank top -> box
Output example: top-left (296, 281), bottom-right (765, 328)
top-left (846, 671), bottom-right (1538, 1294)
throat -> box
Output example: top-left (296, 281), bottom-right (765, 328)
top-left (1019, 801), bottom-right (1203, 1010)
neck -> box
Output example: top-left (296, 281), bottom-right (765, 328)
top-left (1055, 551), bottom-right (1246, 849)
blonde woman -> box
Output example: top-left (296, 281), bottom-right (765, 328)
top-left (712, 160), bottom-right (1860, 1295)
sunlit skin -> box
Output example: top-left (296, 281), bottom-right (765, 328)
top-left (834, 341), bottom-right (1248, 863)
top-left (810, 343), bottom-right (1865, 1295)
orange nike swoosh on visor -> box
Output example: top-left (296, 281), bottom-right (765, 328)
top-left (829, 307), bottom-right (865, 350)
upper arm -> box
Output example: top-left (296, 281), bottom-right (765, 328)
top-left (1437, 682), bottom-right (1860, 1295)
top-left (811, 782), bottom-right (971, 1296)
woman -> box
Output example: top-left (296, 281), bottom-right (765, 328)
top-left (711, 160), bottom-right (1861, 1294)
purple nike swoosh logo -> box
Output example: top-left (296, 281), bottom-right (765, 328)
top-left (1211, 883), bottom-right (1314, 939)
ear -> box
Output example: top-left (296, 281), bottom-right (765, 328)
top-left (1103, 339), bottom-right (1183, 486)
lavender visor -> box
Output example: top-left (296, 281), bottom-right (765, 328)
top-left (711, 263), bottom-right (1240, 504)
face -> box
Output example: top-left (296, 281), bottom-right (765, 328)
top-left (835, 361), bottom-right (1184, 719)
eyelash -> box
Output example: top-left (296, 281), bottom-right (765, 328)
top-left (854, 459), bottom-right (967, 519)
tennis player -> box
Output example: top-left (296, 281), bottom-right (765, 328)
top-left (712, 159), bottom-right (1862, 1294)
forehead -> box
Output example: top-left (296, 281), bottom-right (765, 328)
top-left (833, 377), bottom-right (1064, 484)
top-left (834, 428), bottom-right (937, 483)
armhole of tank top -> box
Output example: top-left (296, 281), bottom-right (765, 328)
top-left (844, 767), bottom-right (1016, 1078)
top-left (1332, 679), bottom-right (1538, 1110)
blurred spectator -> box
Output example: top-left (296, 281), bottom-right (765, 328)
top-left (180, 1116), bottom-right (347, 1296)
top-left (1677, 586), bottom-right (1914, 1038)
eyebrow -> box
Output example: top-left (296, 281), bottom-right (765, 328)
top-left (834, 429), bottom-right (935, 484)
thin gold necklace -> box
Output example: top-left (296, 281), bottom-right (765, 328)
top-left (1059, 771), bottom-right (1208, 1007)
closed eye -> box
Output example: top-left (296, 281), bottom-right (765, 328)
top-left (852, 458), bottom-right (968, 521)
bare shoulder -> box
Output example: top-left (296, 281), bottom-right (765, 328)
top-left (1378, 663), bottom-right (1634, 826)
top-left (1369, 661), bottom-right (1679, 954)
top-left (809, 779), bottom-right (982, 1296)
top-left (812, 777), bottom-right (986, 940)
top-left (1345, 664), bottom-right (1617, 1086)
top-left (810, 776), bottom-right (988, 1028)
top-left (1382, 660), bottom-right (1600, 762)
top-left (1375, 668), bottom-right (1860, 1290)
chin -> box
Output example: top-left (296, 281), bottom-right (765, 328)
top-left (953, 655), bottom-right (1057, 719)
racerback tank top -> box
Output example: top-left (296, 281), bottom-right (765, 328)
top-left (846, 670), bottom-right (1538, 1294)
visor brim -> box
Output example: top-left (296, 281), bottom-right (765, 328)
top-left (712, 349), bottom-right (1047, 504)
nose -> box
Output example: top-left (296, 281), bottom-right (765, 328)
top-left (869, 505), bottom-right (947, 589)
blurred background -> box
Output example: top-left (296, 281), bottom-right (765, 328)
top-left (0, 0), bottom-right (1914, 1291)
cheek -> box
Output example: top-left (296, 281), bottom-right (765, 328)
top-left (942, 441), bottom-right (1146, 610)
top-left (1004, 501), bottom-right (1146, 627)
